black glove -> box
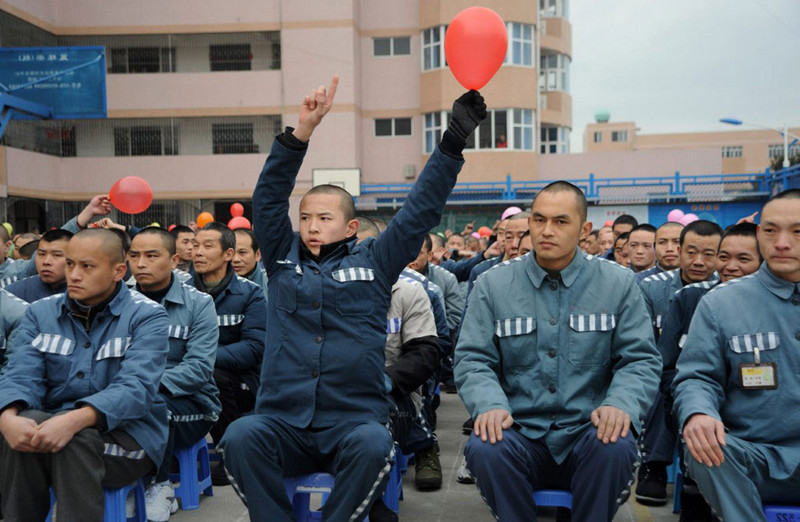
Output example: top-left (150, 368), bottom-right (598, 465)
top-left (448, 90), bottom-right (487, 141)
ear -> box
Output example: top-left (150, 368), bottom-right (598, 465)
top-left (223, 248), bottom-right (235, 262)
top-left (346, 218), bottom-right (359, 238)
top-left (170, 253), bottom-right (180, 270)
top-left (581, 220), bottom-right (592, 239)
top-left (255, 249), bottom-right (262, 262)
top-left (112, 262), bottom-right (128, 282)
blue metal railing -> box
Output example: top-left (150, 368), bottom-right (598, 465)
top-left (355, 164), bottom-right (800, 207)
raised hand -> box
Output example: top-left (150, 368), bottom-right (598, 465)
top-left (77, 195), bottom-right (112, 228)
top-left (293, 74), bottom-right (340, 142)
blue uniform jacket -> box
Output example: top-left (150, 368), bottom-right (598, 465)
top-left (673, 264), bottom-right (800, 480)
top-left (656, 280), bottom-right (717, 394)
top-left (427, 263), bottom-right (464, 334)
top-left (5, 275), bottom-right (66, 304)
top-left (192, 270), bottom-right (267, 393)
top-left (0, 286), bottom-right (170, 465)
top-left (147, 277), bottom-right (222, 419)
top-left (635, 264), bottom-right (664, 283)
top-left (0, 258), bottom-right (37, 288)
top-left (439, 253), bottom-right (487, 282)
top-left (253, 137), bottom-right (463, 428)
top-left (0, 289), bottom-right (28, 372)
top-left (455, 251), bottom-right (661, 463)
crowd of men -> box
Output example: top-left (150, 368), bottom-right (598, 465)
top-left (0, 76), bottom-right (798, 522)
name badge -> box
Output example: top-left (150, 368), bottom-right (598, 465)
top-left (739, 363), bottom-right (777, 389)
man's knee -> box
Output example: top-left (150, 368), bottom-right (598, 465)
top-left (339, 422), bottom-right (392, 463)
top-left (576, 426), bottom-right (638, 464)
top-left (220, 415), bottom-right (278, 456)
top-left (465, 431), bottom-right (522, 468)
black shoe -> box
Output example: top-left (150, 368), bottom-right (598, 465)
top-left (635, 461), bottom-right (668, 505)
top-left (211, 461), bottom-right (230, 486)
top-left (369, 498), bottom-right (398, 522)
top-left (414, 446), bottom-right (443, 491)
top-left (462, 417), bottom-right (474, 435)
top-left (679, 483), bottom-right (714, 522)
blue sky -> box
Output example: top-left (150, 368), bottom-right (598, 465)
top-left (569, 0), bottom-right (800, 151)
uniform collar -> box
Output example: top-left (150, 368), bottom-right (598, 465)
top-left (757, 262), bottom-right (800, 300)
top-left (526, 247), bottom-right (584, 289)
top-left (61, 282), bottom-right (128, 317)
top-left (163, 274), bottom-right (185, 305)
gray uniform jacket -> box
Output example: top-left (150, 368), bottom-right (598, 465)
top-left (673, 263), bottom-right (800, 480)
top-left (455, 250), bottom-right (661, 463)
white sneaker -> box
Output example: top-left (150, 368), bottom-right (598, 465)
top-left (456, 457), bottom-right (475, 484)
top-left (145, 481), bottom-right (178, 522)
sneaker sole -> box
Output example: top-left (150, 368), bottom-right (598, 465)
top-left (415, 481), bottom-right (442, 491)
top-left (635, 494), bottom-right (668, 506)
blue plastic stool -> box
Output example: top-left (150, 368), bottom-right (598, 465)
top-left (764, 504), bottom-right (800, 521)
top-left (533, 489), bottom-right (573, 510)
top-left (672, 451), bottom-right (683, 514)
top-left (46, 479), bottom-right (147, 522)
top-left (169, 437), bottom-right (214, 510)
top-left (283, 450), bottom-right (404, 521)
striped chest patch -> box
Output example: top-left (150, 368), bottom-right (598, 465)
top-left (495, 317), bottom-right (535, 337)
top-left (218, 314), bottom-right (244, 327)
top-left (332, 267), bottom-right (375, 282)
top-left (728, 332), bottom-right (780, 354)
top-left (96, 337), bottom-right (132, 361)
top-left (569, 313), bottom-right (616, 332)
top-left (32, 333), bottom-right (75, 356)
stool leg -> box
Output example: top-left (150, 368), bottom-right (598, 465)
top-left (177, 445), bottom-right (201, 509)
top-left (198, 442), bottom-right (214, 497)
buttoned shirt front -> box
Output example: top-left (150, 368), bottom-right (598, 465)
top-left (455, 250), bottom-right (661, 463)
top-left (674, 263), bottom-right (800, 480)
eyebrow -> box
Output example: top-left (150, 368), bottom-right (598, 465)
top-left (761, 220), bottom-right (800, 228)
top-left (532, 212), bottom-right (571, 220)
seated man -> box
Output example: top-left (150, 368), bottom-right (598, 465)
top-left (0, 288), bottom-right (27, 373)
top-left (628, 224), bottom-right (657, 273)
top-left (232, 228), bottom-right (268, 299)
top-left (637, 222), bottom-right (684, 282)
top-left (219, 77), bottom-right (485, 521)
top-left (0, 228), bottom-right (169, 522)
top-left (455, 181), bottom-right (661, 522)
top-left (674, 190), bottom-right (800, 521)
top-left (191, 221), bottom-right (266, 484)
top-left (128, 227), bottom-right (221, 521)
top-left (613, 231), bottom-right (631, 268)
top-left (5, 229), bottom-right (72, 303)
top-left (12, 233), bottom-right (40, 261)
top-left (170, 225), bottom-right (196, 274)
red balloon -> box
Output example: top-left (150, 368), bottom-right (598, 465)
top-left (109, 176), bottom-right (153, 214)
top-left (228, 216), bottom-right (251, 230)
top-left (230, 202), bottom-right (244, 217)
top-left (167, 224), bottom-right (176, 232)
top-left (604, 220), bottom-right (614, 227)
top-left (445, 7), bottom-right (508, 90)
top-left (196, 212), bottom-right (214, 229)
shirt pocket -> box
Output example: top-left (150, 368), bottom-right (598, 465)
top-left (275, 260), bottom-right (301, 313)
top-left (495, 317), bottom-right (538, 372)
top-left (33, 333), bottom-right (76, 384)
top-left (332, 267), bottom-right (376, 316)
top-left (727, 332), bottom-right (780, 354)
top-left (568, 313), bottom-right (615, 367)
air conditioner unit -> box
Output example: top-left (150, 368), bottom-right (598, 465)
top-left (403, 164), bottom-right (416, 179)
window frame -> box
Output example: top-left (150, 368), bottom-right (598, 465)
top-left (373, 36), bottom-right (411, 57)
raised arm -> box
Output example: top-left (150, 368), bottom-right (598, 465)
top-left (372, 92), bottom-right (486, 279)
top-left (253, 76), bottom-right (339, 273)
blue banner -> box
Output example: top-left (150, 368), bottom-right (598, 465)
top-left (0, 46), bottom-right (107, 119)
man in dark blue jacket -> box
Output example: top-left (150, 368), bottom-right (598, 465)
top-left (190, 221), bottom-right (266, 485)
top-left (219, 76), bottom-right (486, 522)
top-left (6, 229), bottom-right (72, 303)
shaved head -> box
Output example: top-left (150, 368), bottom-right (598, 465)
top-left (72, 228), bottom-right (126, 265)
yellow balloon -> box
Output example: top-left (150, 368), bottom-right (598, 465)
top-left (2, 222), bottom-right (11, 236)
top-left (150, 222), bottom-right (161, 228)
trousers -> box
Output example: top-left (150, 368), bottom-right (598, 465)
top-left (219, 415), bottom-right (394, 522)
top-left (465, 425), bottom-right (638, 522)
top-left (155, 395), bottom-right (215, 482)
top-left (209, 368), bottom-right (255, 444)
top-left (0, 409), bottom-right (153, 522)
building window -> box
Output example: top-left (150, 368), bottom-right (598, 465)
top-left (768, 143), bottom-right (800, 158)
top-left (611, 130), bottom-right (628, 142)
top-left (114, 125), bottom-right (179, 156)
top-left (504, 23), bottom-right (533, 66)
top-left (373, 37), bottom-right (411, 56)
top-left (512, 109), bottom-right (534, 150)
top-left (539, 53), bottom-right (570, 92)
top-left (212, 123), bottom-right (258, 154)
top-left (210, 44), bottom-right (252, 71)
top-left (424, 109), bottom-right (534, 153)
top-left (421, 26), bottom-right (446, 71)
top-left (110, 47), bottom-right (176, 73)
top-left (374, 118), bottom-right (412, 137)
top-left (33, 125), bottom-right (76, 157)
top-left (540, 125), bottom-right (570, 154)
top-left (539, 0), bottom-right (569, 18)
top-left (721, 146), bottom-right (743, 158)
top-left (593, 131), bottom-right (603, 143)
